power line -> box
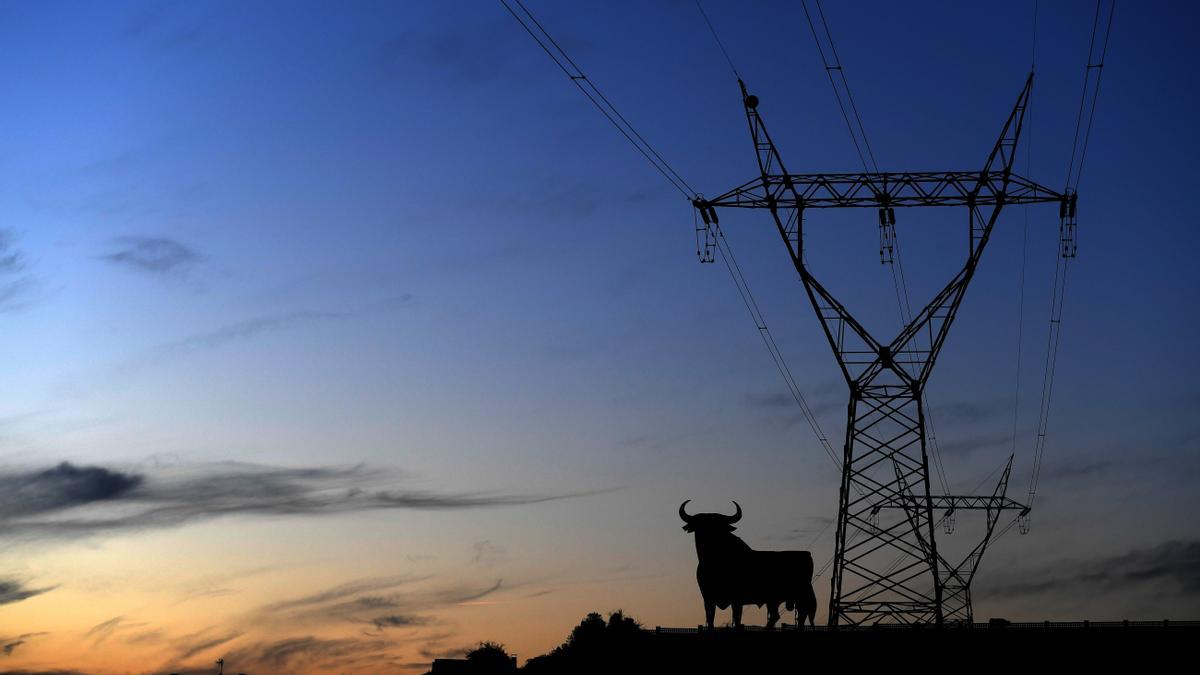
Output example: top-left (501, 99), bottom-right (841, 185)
top-left (500, 0), bottom-right (696, 199)
top-left (1066, 0), bottom-right (1116, 190)
top-left (694, 0), bottom-right (739, 80)
top-left (798, 0), bottom-right (878, 175)
top-left (1025, 0), bottom-right (1115, 513)
top-left (505, 0), bottom-right (847, 480)
top-left (1010, 0), bottom-right (1037, 463)
top-left (797, 0), bottom-right (952, 495)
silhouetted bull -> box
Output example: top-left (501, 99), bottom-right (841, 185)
top-left (679, 500), bottom-right (817, 629)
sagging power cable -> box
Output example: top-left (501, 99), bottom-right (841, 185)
top-left (505, 0), bottom-right (845, 477)
top-left (797, 0), bottom-right (952, 495)
top-left (1024, 0), bottom-right (1115, 518)
top-left (500, 0), bottom-right (695, 200)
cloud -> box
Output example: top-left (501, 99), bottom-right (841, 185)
top-left (377, 14), bottom-right (530, 86)
top-left (85, 616), bottom-right (126, 646)
top-left (0, 578), bottom-right (57, 606)
top-left (745, 382), bottom-right (844, 423)
top-left (763, 515), bottom-right (835, 543)
top-left (61, 297), bottom-right (414, 397)
top-left (125, 297), bottom-right (413, 370)
top-left (265, 575), bottom-right (428, 613)
top-left (419, 643), bottom-right (472, 660)
top-left (212, 635), bottom-right (403, 672)
top-left (0, 462), bottom-right (142, 519)
top-left (172, 628), bottom-right (243, 660)
top-left (370, 614), bottom-right (429, 630)
top-left (937, 432), bottom-right (1012, 457)
top-left (0, 230), bottom-right (37, 313)
top-left (471, 540), bottom-right (507, 567)
top-left (101, 236), bottom-right (203, 276)
top-left (261, 575), bottom-right (504, 636)
top-left (982, 539), bottom-right (1200, 599)
top-left (0, 671), bottom-right (87, 675)
top-left (0, 461), bottom-right (608, 544)
top-left (1, 632), bottom-right (47, 656)
top-left (744, 392), bottom-right (794, 409)
top-left (441, 579), bottom-right (503, 605)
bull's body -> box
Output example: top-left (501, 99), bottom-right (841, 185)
top-left (681, 501), bottom-right (817, 629)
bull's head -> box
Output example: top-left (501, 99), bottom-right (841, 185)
top-left (679, 500), bottom-right (742, 533)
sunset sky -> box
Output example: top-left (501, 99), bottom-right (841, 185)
top-left (1, 1), bottom-right (1198, 672)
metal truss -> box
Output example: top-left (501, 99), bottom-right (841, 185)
top-left (695, 74), bottom-right (1064, 626)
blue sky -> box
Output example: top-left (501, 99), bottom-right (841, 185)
top-left (0, 1), bottom-right (1197, 671)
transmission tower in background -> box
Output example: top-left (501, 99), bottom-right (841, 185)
top-left (694, 74), bottom-right (1075, 626)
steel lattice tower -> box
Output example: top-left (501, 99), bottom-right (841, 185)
top-left (695, 75), bottom-right (1074, 625)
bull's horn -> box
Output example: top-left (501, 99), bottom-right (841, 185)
top-left (727, 501), bottom-right (742, 523)
top-left (678, 500), bottom-right (695, 524)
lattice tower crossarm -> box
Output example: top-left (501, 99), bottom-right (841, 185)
top-left (694, 74), bottom-right (1066, 626)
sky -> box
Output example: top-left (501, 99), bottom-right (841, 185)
top-left (0, 0), bottom-right (1198, 672)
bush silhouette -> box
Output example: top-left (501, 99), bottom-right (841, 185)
top-left (522, 611), bottom-right (647, 674)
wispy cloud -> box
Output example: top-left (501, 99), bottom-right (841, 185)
top-left (101, 236), bottom-right (203, 277)
top-left (172, 628), bottom-right (244, 660)
top-left (982, 539), bottom-right (1200, 599)
top-left (0, 230), bottom-right (38, 313)
top-left (122, 296), bottom-right (413, 374)
top-left (61, 297), bottom-right (415, 397)
top-left (216, 635), bottom-right (404, 672)
top-left (470, 540), bottom-right (507, 567)
top-left (1, 632), bottom-right (47, 656)
top-left (0, 578), bottom-right (57, 606)
top-left (264, 575), bottom-right (429, 613)
top-left (938, 432), bottom-right (1012, 458)
top-left (85, 616), bottom-right (137, 646)
top-left (0, 461), bottom-right (609, 544)
top-left (260, 574), bottom-right (506, 638)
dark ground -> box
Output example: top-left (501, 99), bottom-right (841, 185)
top-left (431, 615), bottom-right (1200, 674)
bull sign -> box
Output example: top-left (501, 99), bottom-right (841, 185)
top-left (679, 500), bottom-right (817, 629)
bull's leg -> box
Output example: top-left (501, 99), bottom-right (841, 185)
top-left (765, 603), bottom-right (780, 630)
top-left (704, 599), bottom-right (715, 629)
top-left (731, 604), bottom-right (743, 628)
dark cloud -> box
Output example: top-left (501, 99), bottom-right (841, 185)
top-left (101, 236), bottom-right (203, 276)
top-left (0, 578), bottom-right (57, 606)
top-left (0, 462), bottom-right (142, 519)
top-left (0, 461), bottom-right (607, 543)
top-left (982, 539), bottom-right (1200, 599)
top-left (2, 632), bottom-right (47, 656)
top-left (419, 643), bottom-right (472, 660)
top-left (0, 230), bottom-right (37, 313)
top-left (442, 579), bottom-right (503, 604)
top-left (370, 614), bottom-right (429, 630)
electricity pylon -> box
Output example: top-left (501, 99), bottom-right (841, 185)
top-left (695, 74), bottom-right (1073, 625)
